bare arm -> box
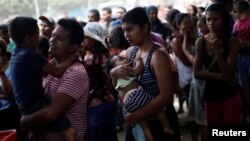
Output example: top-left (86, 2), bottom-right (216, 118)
top-left (172, 37), bottom-right (192, 66)
top-left (110, 47), bottom-right (135, 87)
top-left (21, 92), bottom-right (75, 126)
top-left (182, 33), bottom-right (195, 65)
top-left (214, 38), bottom-right (240, 85)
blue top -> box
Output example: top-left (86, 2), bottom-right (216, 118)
top-left (0, 67), bottom-right (15, 110)
top-left (129, 45), bottom-right (159, 97)
top-left (10, 46), bottom-right (48, 111)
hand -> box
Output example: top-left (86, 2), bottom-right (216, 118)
top-left (111, 63), bottom-right (135, 79)
top-left (49, 57), bottom-right (56, 65)
top-left (222, 70), bottom-right (236, 85)
top-left (124, 112), bottom-right (139, 127)
top-left (181, 25), bottom-right (193, 36)
top-left (180, 28), bottom-right (188, 36)
top-left (209, 33), bottom-right (222, 54)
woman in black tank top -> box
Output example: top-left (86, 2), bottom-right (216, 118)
top-left (194, 3), bottom-right (243, 126)
top-left (110, 7), bottom-right (181, 141)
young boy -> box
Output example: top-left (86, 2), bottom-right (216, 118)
top-left (107, 55), bottom-right (174, 141)
top-left (9, 17), bottom-right (75, 141)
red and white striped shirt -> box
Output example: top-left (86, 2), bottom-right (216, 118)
top-left (42, 62), bottom-right (89, 141)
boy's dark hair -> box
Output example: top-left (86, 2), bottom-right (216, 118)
top-left (57, 18), bottom-right (84, 46)
top-left (0, 24), bottom-right (9, 35)
top-left (89, 9), bottom-right (100, 21)
top-left (117, 6), bottom-right (126, 13)
top-left (235, 0), bottom-right (250, 14)
top-left (102, 7), bottom-right (112, 14)
top-left (9, 16), bottom-right (38, 44)
top-left (122, 7), bottom-right (151, 33)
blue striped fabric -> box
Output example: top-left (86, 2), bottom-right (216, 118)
top-left (129, 45), bottom-right (159, 97)
top-left (123, 89), bottom-right (153, 116)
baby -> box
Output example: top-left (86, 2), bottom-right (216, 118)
top-left (107, 55), bottom-right (174, 141)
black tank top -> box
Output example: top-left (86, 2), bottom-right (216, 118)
top-left (201, 37), bottom-right (237, 102)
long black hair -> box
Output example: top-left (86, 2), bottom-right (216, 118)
top-left (206, 2), bottom-right (233, 57)
top-left (122, 7), bottom-right (151, 33)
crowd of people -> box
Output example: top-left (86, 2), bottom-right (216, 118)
top-left (0, 0), bottom-right (250, 141)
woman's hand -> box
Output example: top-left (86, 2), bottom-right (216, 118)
top-left (124, 112), bottom-right (139, 127)
top-left (209, 33), bottom-right (223, 55)
top-left (110, 63), bottom-right (136, 79)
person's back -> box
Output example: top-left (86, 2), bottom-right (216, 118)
top-left (9, 17), bottom-right (47, 113)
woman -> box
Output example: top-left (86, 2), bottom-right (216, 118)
top-left (81, 22), bottom-right (118, 141)
top-left (171, 13), bottom-right (196, 114)
top-left (194, 3), bottom-right (243, 126)
top-left (110, 7), bottom-right (181, 141)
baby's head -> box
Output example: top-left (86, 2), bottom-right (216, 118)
top-left (106, 55), bottom-right (130, 75)
top-left (235, 0), bottom-right (250, 19)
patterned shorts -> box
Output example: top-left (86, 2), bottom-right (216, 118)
top-left (123, 88), bottom-right (153, 116)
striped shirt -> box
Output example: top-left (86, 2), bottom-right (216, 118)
top-left (42, 62), bottom-right (89, 141)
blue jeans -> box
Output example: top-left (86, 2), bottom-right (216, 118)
top-left (87, 101), bottom-right (118, 141)
top-left (237, 55), bottom-right (250, 103)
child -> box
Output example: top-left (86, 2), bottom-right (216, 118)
top-left (233, 0), bottom-right (250, 121)
top-left (9, 17), bottom-right (75, 140)
top-left (197, 16), bottom-right (209, 37)
top-left (107, 55), bottom-right (174, 141)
